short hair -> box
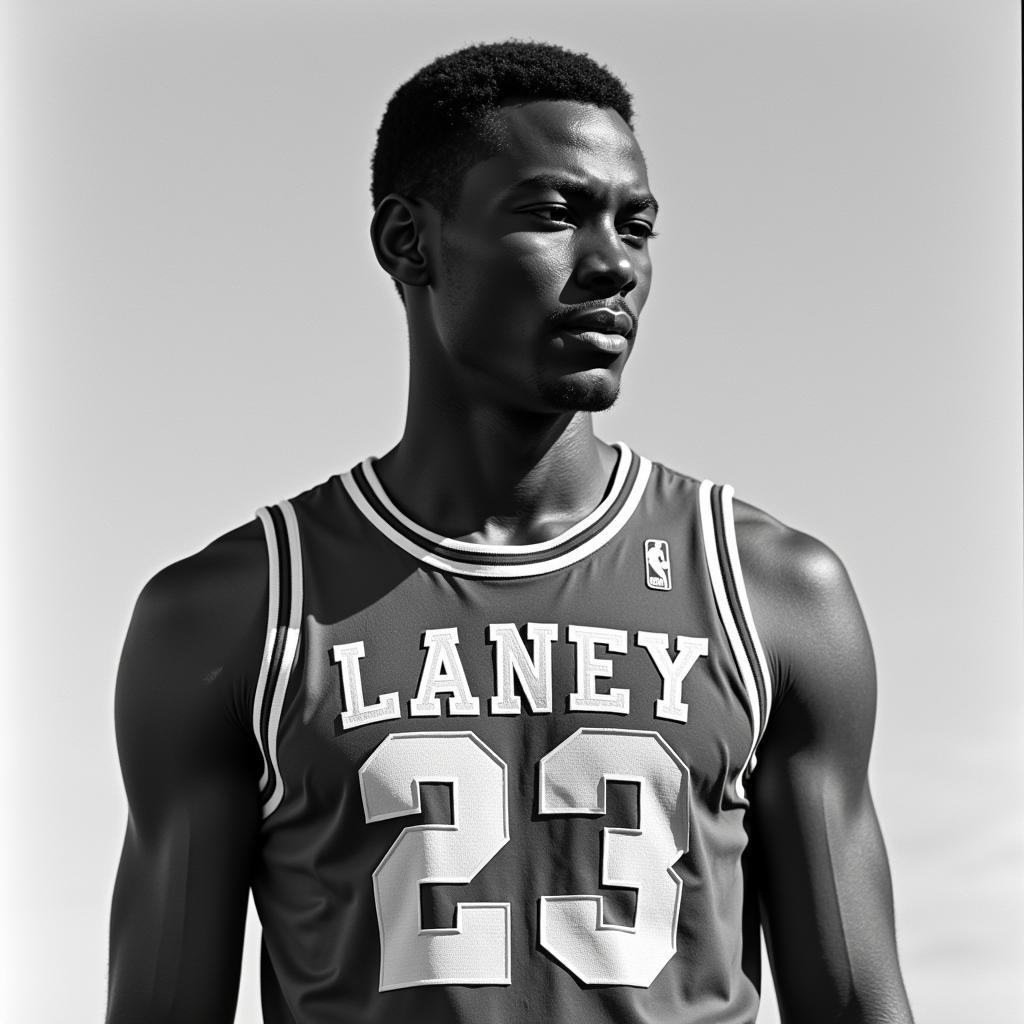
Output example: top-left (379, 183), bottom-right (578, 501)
top-left (371, 40), bottom-right (635, 217)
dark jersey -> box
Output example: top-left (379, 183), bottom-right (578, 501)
top-left (246, 443), bottom-right (774, 1023)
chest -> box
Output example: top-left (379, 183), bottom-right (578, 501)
top-left (272, 559), bottom-right (753, 819)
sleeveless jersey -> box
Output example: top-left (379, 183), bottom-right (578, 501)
top-left (247, 443), bottom-right (773, 1024)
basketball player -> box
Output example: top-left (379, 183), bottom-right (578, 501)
top-left (106, 41), bottom-right (915, 1023)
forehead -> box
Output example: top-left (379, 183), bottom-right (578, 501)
top-left (458, 100), bottom-right (651, 208)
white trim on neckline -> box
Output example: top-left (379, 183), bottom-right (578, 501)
top-left (359, 442), bottom-right (634, 555)
top-left (341, 445), bottom-right (651, 578)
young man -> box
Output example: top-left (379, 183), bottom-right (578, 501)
top-left (107, 41), bottom-right (914, 1024)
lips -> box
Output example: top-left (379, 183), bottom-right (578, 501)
top-left (559, 307), bottom-right (635, 338)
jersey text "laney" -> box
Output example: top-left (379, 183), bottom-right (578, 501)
top-left (331, 623), bottom-right (709, 732)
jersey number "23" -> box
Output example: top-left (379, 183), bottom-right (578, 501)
top-left (359, 728), bottom-right (690, 991)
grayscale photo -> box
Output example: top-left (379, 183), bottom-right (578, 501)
top-left (2, 3), bottom-right (1020, 1023)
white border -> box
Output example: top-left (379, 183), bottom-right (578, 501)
top-left (359, 442), bottom-right (633, 554)
top-left (342, 455), bottom-right (652, 579)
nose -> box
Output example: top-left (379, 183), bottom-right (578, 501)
top-left (572, 223), bottom-right (638, 297)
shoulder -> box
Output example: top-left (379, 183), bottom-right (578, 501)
top-left (732, 497), bottom-right (852, 602)
top-left (114, 519), bottom-right (272, 850)
top-left (729, 496), bottom-right (872, 708)
top-left (645, 453), bottom-right (854, 605)
top-left (118, 518), bottom-right (271, 735)
top-left (132, 518), bottom-right (268, 648)
top-left (642, 455), bottom-right (853, 608)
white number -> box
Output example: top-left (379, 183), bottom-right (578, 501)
top-left (358, 732), bottom-right (511, 991)
top-left (359, 728), bottom-right (689, 990)
top-left (538, 729), bottom-right (689, 986)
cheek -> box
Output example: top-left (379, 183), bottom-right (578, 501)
top-left (636, 259), bottom-right (653, 307)
top-left (448, 240), bottom-right (570, 322)
top-left (517, 240), bottom-right (575, 299)
top-left (478, 238), bottom-right (574, 316)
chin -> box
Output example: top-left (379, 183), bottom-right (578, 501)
top-left (537, 374), bottom-right (621, 412)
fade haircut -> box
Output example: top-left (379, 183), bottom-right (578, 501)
top-left (371, 40), bottom-right (635, 218)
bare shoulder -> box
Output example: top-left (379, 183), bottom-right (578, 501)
top-left (127, 518), bottom-right (269, 673)
top-left (136, 518), bottom-right (267, 630)
top-left (731, 497), bottom-right (852, 600)
top-left (117, 518), bottom-right (270, 766)
top-left (729, 497), bottom-right (873, 709)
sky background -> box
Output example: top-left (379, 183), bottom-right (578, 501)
top-left (2, 1), bottom-right (1021, 1021)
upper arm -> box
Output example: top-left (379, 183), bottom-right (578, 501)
top-left (106, 521), bottom-right (267, 1024)
top-left (737, 507), bottom-right (914, 1023)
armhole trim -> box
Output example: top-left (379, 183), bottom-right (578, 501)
top-left (253, 508), bottom-right (281, 792)
top-left (698, 481), bottom-right (773, 799)
top-left (720, 486), bottom-right (773, 731)
top-left (253, 499), bottom-right (303, 820)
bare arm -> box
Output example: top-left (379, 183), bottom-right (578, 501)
top-left (106, 522), bottom-right (267, 1024)
top-left (738, 507), bottom-right (914, 1023)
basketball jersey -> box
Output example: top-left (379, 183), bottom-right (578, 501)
top-left (247, 443), bottom-right (774, 1024)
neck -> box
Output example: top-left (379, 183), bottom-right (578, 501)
top-left (374, 388), bottom-right (618, 547)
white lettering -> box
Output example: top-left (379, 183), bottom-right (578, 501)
top-left (332, 641), bottom-right (401, 731)
top-left (567, 625), bottom-right (629, 715)
top-left (636, 632), bottom-right (708, 724)
top-left (410, 627), bottom-right (481, 717)
top-left (488, 622), bottom-right (557, 715)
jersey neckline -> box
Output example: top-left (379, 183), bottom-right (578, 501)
top-left (338, 442), bottom-right (652, 578)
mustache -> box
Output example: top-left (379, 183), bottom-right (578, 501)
top-left (545, 301), bottom-right (638, 337)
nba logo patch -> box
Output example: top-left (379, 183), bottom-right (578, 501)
top-left (644, 539), bottom-right (672, 591)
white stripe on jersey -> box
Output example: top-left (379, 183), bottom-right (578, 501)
top-left (720, 486), bottom-right (773, 740)
top-left (698, 480), bottom-right (760, 801)
top-left (254, 507), bottom-right (281, 792)
top-left (262, 499), bottom-right (304, 819)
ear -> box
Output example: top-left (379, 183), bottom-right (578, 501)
top-left (370, 194), bottom-right (433, 290)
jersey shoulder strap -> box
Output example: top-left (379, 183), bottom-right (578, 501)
top-left (697, 480), bottom-right (773, 798)
top-left (253, 500), bottom-right (303, 820)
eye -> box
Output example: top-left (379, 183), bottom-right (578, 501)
top-left (619, 220), bottom-right (659, 245)
top-left (524, 204), bottom-right (575, 226)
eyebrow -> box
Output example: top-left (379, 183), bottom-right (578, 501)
top-left (507, 173), bottom-right (660, 216)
